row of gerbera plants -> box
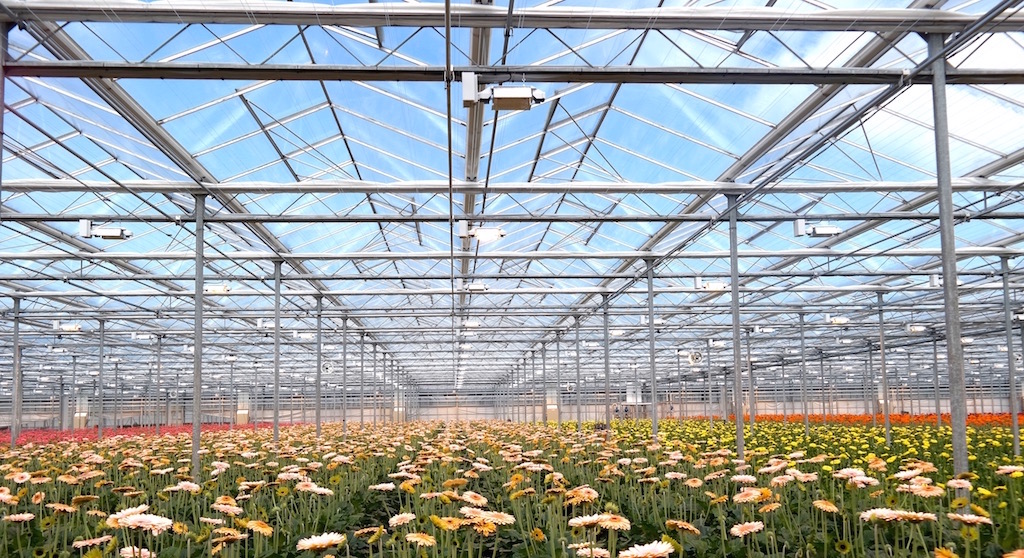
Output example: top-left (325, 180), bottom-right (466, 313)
top-left (0, 417), bottom-right (1022, 557)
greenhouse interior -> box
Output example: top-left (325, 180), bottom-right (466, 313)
top-left (1, 1), bottom-right (1024, 557)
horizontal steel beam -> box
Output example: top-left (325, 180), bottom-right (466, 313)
top-left (7, 61), bottom-right (1024, 84)
top-left (9, 281), bottom-right (1024, 298)
top-left (4, 210), bottom-right (1022, 224)
top-left (1, 269), bottom-right (1013, 282)
top-left (3, 3), bottom-right (1021, 33)
top-left (2, 246), bottom-right (1021, 261)
top-left (4, 178), bottom-right (1012, 195)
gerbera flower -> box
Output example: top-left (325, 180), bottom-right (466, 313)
top-left (71, 495), bottom-right (99, 506)
top-left (912, 485), bottom-right (946, 498)
top-left (813, 500), bottom-right (839, 513)
top-left (733, 488), bottom-right (763, 504)
top-left (31, 492), bottom-right (44, 505)
top-left (210, 503), bottom-right (244, 516)
top-left (296, 532), bottom-right (347, 551)
top-left (569, 514), bottom-right (604, 528)
top-left (730, 475), bottom-right (757, 484)
top-left (597, 514), bottom-right (630, 530)
top-left (933, 547), bottom-right (958, 558)
top-left (703, 470), bottom-right (728, 481)
top-left (72, 535), bottom-right (113, 549)
top-left (478, 510), bottom-right (516, 525)
top-left (405, 532), bottom-right (436, 547)
top-left (107, 504), bottom-right (149, 528)
top-left (164, 481), bottom-right (201, 494)
top-left (577, 548), bottom-right (611, 558)
top-left (834, 540), bottom-right (853, 554)
top-left (848, 476), bottom-right (880, 488)
top-left (619, 540), bottom-right (675, 558)
top-left (683, 478), bottom-right (703, 488)
top-left (666, 519), bottom-right (700, 536)
top-left (442, 478), bottom-right (468, 489)
top-left (10, 472), bottom-right (31, 484)
top-left (894, 511), bottom-right (937, 523)
top-left (461, 491), bottom-right (488, 507)
top-left (947, 513), bottom-right (992, 526)
top-left (369, 483), bottom-right (396, 492)
top-left (354, 526), bottom-right (386, 538)
top-left (119, 513), bottom-right (174, 535)
top-left (389, 513), bottom-right (416, 527)
top-left (246, 520), bottom-right (273, 536)
top-left (46, 503), bottom-right (77, 514)
top-left (471, 520), bottom-right (497, 536)
top-left (730, 521), bottom-right (765, 537)
top-left (945, 479), bottom-right (972, 490)
top-left (429, 515), bottom-right (464, 531)
top-left (564, 485), bottom-right (600, 506)
top-left (664, 472), bottom-right (686, 480)
top-left (3, 513), bottom-right (35, 522)
top-left (119, 547), bottom-right (152, 558)
top-left (860, 508), bottom-right (900, 522)
top-left (759, 502), bottom-right (782, 513)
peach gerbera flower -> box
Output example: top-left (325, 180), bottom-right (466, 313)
top-left (730, 521), bottom-right (765, 537)
top-left (405, 532), bottom-right (436, 547)
top-left (72, 535), bottom-right (113, 549)
top-left (296, 532), bottom-right (346, 551)
top-left (619, 540), bottom-right (674, 558)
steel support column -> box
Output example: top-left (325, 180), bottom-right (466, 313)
top-left (603, 295), bottom-right (611, 427)
top-left (10, 298), bottom-right (20, 447)
top-left (799, 314), bottom-right (809, 436)
top-left (727, 195), bottom-right (745, 458)
top-left (933, 337), bottom-right (941, 428)
top-left (192, 193), bottom-right (205, 476)
top-left (646, 258), bottom-right (659, 439)
top-left (706, 339), bottom-right (713, 430)
top-left (868, 347), bottom-right (876, 426)
top-left (541, 345), bottom-right (548, 424)
top-left (555, 334), bottom-right (562, 430)
top-left (575, 317), bottom-right (582, 431)
top-left (878, 292), bottom-right (892, 446)
top-left (746, 328), bottom-right (755, 428)
top-left (359, 333), bottom-right (365, 425)
top-left (531, 351), bottom-right (537, 424)
top-left (676, 351), bottom-right (682, 419)
top-left (70, 355), bottom-right (77, 434)
top-left (98, 319), bottom-right (105, 440)
top-left (1002, 257), bottom-right (1020, 456)
top-left (372, 343), bottom-right (377, 426)
top-left (315, 295), bottom-right (323, 438)
top-left (272, 259), bottom-right (282, 442)
top-left (341, 318), bottom-right (348, 437)
top-left (155, 335), bottom-right (162, 435)
top-left (929, 32), bottom-right (968, 476)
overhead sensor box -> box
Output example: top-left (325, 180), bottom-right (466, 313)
top-left (54, 320), bottom-right (82, 332)
top-left (79, 219), bottom-right (132, 240)
top-left (463, 72), bottom-right (545, 110)
top-left (794, 218), bottom-right (841, 237)
top-left (490, 86), bottom-right (545, 110)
